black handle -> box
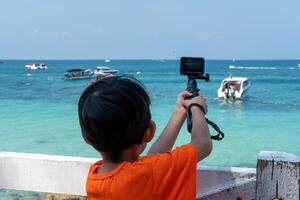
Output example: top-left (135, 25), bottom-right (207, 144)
top-left (185, 79), bottom-right (224, 141)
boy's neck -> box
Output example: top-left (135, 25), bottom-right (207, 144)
top-left (98, 145), bottom-right (143, 174)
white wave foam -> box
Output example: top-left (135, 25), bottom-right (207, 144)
top-left (229, 65), bottom-right (277, 70)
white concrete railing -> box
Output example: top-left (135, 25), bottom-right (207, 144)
top-left (0, 152), bottom-right (256, 199)
top-left (2, 151), bottom-right (299, 199)
top-left (0, 152), bottom-right (97, 195)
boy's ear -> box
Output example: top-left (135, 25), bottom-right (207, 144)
top-left (143, 120), bottom-right (156, 142)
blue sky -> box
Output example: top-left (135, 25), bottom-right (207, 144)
top-left (0, 0), bottom-right (299, 59)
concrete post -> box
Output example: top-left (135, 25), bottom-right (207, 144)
top-left (256, 151), bottom-right (300, 200)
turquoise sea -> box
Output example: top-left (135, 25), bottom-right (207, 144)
top-left (0, 59), bottom-right (300, 169)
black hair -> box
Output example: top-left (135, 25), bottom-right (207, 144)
top-left (78, 76), bottom-right (151, 162)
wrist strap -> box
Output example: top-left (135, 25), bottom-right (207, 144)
top-left (187, 103), bottom-right (224, 141)
top-left (188, 103), bottom-right (206, 115)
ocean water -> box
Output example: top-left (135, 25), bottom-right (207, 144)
top-left (0, 59), bottom-right (300, 169)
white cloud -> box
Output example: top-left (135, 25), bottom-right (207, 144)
top-left (30, 29), bottom-right (40, 35)
top-left (197, 33), bottom-right (212, 41)
top-left (49, 31), bottom-right (71, 37)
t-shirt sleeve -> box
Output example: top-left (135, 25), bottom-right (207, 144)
top-left (151, 144), bottom-right (198, 199)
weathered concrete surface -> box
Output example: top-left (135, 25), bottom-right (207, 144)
top-left (256, 151), bottom-right (300, 200)
top-left (41, 194), bottom-right (86, 200)
top-left (197, 167), bottom-right (256, 200)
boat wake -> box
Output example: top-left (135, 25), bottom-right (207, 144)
top-left (288, 67), bottom-right (300, 70)
top-left (229, 65), bottom-right (277, 70)
top-left (216, 97), bottom-right (300, 110)
top-left (245, 99), bottom-right (300, 109)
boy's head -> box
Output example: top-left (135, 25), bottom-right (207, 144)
top-left (78, 76), bottom-right (153, 162)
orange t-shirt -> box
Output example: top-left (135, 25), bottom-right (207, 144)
top-left (86, 144), bottom-right (198, 200)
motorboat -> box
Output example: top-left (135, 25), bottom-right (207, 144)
top-left (217, 76), bottom-right (250, 100)
top-left (25, 63), bottom-right (47, 70)
top-left (64, 69), bottom-right (94, 80)
top-left (94, 66), bottom-right (118, 76)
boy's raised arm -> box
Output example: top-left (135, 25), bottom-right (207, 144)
top-left (147, 92), bottom-right (212, 162)
top-left (148, 93), bottom-right (213, 162)
top-left (186, 96), bottom-right (212, 162)
top-left (147, 91), bottom-right (191, 155)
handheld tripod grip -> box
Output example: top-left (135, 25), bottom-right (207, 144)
top-left (187, 110), bottom-right (192, 133)
top-left (185, 78), bottom-right (225, 140)
top-left (186, 79), bottom-right (199, 133)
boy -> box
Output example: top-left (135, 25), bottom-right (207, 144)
top-left (78, 76), bottom-right (212, 200)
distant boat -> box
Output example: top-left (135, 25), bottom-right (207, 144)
top-left (94, 66), bottom-right (118, 75)
top-left (217, 77), bottom-right (250, 100)
top-left (64, 69), bottom-right (94, 80)
top-left (25, 63), bottom-right (47, 70)
top-left (95, 73), bottom-right (114, 81)
top-left (105, 59), bottom-right (111, 63)
top-left (298, 64), bottom-right (300, 68)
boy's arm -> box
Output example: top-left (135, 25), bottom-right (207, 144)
top-left (187, 96), bottom-right (212, 162)
top-left (147, 91), bottom-right (190, 155)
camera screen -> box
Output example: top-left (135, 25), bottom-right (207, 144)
top-left (184, 59), bottom-right (204, 72)
top-left (181, 57), bottom-right (204, 74)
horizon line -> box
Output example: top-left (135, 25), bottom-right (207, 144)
top-left (1, 58), bottom-right (300, 61)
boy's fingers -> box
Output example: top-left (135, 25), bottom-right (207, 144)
top-left (181, 91), bottom-right (192, 97)
top-left (182, 100), bottom-right (190, 108)
top-left (178, 91), bottom-right (191, 100)
top-left (180, 91), bottom-right (189, 95)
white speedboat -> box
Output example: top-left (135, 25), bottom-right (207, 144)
top-left (217, 77), bottom-right (250, 100)
top-left (64, 69), bottom-right (94, 80)
top-left (94, 66), bottom-right (118, 75)
top-left (25, 63), bottom-right (47, 70)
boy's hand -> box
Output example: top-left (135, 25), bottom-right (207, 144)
top-left (174, 91), bottom-right (193, 116)
top-left (175, 91), bottom-right (208, 116)
top-left (183, 95), bottom-right (208, 114)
